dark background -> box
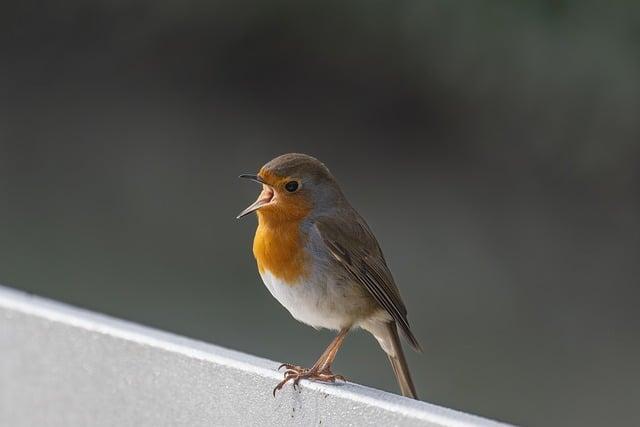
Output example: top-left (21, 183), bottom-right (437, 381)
top-left (1, 1), bottom-right (639, 425)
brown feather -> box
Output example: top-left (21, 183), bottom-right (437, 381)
top-left (314, 213), bottom-right (422, 352)
top-left (384, 321), bottom-right (418, 399)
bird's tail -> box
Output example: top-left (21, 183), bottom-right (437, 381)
top-left (380, 322), bottom-right (418, 399)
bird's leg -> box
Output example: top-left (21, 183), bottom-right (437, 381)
top-left (312, 332), bottom-right (347, 379)
top-left (277, 329), bottom-right (342, 372)
top-left (273, 328), bottom-right (349, 395)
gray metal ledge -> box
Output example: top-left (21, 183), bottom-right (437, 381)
top-left (0, 285), bottom-right (509, 426)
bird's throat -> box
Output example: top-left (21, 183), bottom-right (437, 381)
top-left (253, 217), bottom-right (308, 286)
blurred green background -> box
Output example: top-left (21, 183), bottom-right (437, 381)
top-left (1, 1), bottom-right (639, 425)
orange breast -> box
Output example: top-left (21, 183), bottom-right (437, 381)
top-left (253, 214), bottom-right (310, 285)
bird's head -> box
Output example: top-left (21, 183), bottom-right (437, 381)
top-left (237, 153), bottom-right (342, 222)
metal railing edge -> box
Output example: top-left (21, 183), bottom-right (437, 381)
top-left (0, 285), bottom-right (512, 427)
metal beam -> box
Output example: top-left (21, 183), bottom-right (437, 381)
top-left (0, 286), bottom-right (510, 426)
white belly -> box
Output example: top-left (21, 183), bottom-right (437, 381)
top-left (259, 269), bottom-right (351, 330)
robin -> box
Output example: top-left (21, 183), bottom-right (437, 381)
top-left (237, 153), bottom-right (421, 399)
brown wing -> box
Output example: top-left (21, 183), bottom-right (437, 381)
top-left (315, 214), bottom-right (421, 351)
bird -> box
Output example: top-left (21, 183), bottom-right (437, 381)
top-left (237, 153), bottom-right (421, 399)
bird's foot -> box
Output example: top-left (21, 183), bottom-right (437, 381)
top-left (278, 362), bottom-right (304, 372)
top-left (273, 364), bottom-right (346, 396)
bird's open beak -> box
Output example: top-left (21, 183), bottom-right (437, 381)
top-left (238, 174), bottom-right (264, 185)
top-left (237, 174), bottom-right (274, 219)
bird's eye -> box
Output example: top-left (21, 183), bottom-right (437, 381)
top-left (284, 181), bottom-right (299, 192)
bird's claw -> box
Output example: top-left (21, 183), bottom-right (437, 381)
top-left (278, 362), bottom-right (304, 372)
top-left (273, 364), bottom-right (347, 396)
